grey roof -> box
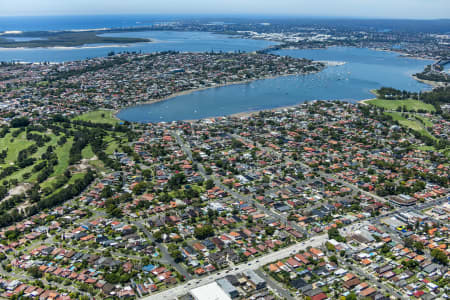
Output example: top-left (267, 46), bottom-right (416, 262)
top-left (243, 270), bottom-right (265, 286)
top-left (216, 278), bottom-right (238, 296)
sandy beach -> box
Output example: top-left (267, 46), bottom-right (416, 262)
top-left (412, 75), bottom-right (447, 88)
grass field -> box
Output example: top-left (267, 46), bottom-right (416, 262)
top-left (414, 115), bottom-right (433, 128)
top-left (417, 145), bottom-right (450, 159)
top-left (81, 145), bottom-right (95, 159)
top-left (366, 99), bottom-right (435, 112)
top-left (44, 172), bottom-right (86, 197)
top-left (50, 138), bottom-right (74, 176)
top-left (74, 109), bottom-right (119, 125)
top-left (385, 112), bottom-right (435, 139)
top-left (0, 130), bottom-right (60, 182)
top-left (1, 112), bottom-right (129, 195)
top-left (0, 131), bottom-right (35, 166)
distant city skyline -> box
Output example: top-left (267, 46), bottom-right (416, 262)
top-left (1, 0), bottom-right (449, 19)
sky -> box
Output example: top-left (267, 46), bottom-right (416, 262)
top-left (1, 0), bottom-right (449, 19)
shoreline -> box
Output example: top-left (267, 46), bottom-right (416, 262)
top-left (411, 75), bottom-right (447, 89)
top-left (183, 102), bottom-right (311, 122)
top-left (113, 69), bottom-right (324, 121)
top-left (113, 72), bottom-right (435, 124)
top-left (0, 41), bottom-right (154, 51)
top-left (358, 98), bottom-right (376, 105)
top-left (268, 44), bottom-right (436, 62)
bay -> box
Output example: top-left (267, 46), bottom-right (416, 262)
top-left (117, 47), bottom-right (432, 123)
top-left (0, 17), bottom-right (434, 123)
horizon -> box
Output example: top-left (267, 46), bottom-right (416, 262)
top-left (1, 0), bottom-right (449, 19)
top-left (1, 13), bottom-right (450, 21)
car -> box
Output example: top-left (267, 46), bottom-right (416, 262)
top-left (248, 263), bottom-right (251, 266)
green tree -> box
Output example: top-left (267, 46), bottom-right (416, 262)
top-left (132, 182), bottom-right (147, 195)
top-left (204, 179), bottom-right (214, 190)
top-left (431, 249), bottom-right (448, 265)
top-left (194, 225), bottom-right (214, 240)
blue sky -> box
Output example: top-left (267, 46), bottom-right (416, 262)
top-left (2, 0), bottom-right (449, 19)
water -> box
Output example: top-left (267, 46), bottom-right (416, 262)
top-left (117, 47), bottom-right (432, 123)
top-left (6, 37), bottom-right (46, 42)
top-left (0, 15), bottom-right (158, 32)
top-left (0, 17), bottom-right (433, 122)
top-left (0, 31), bottom-right (275, 62)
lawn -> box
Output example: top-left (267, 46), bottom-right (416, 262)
top-left (104, 133), bottom-right (128, 155)
top-left (0, 131), bottom-right (35, 166)
top-left (414, 115), bottom-right (433, 128)
top-left (385, 112), bottom-right (435, 139)
top-left (81, 145), bottom-right (95, 159)
top-left (0, 130), bottom-right (60, 182)
top-left (366, 99), bottom-right (435, 112)
top-left (44, 172), bottom-right (87, 198)
top-left (74, 109), bottom-right (119, 125)
top-left (417, 145), bottom-right (450, 159)
top-left (40, 138), bottom-right (74, 188)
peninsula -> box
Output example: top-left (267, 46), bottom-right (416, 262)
top-left (0, 30), bottom-right (151, 48)
top-left (0, 51), bottom-right (325, 118)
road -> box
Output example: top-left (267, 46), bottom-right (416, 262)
top-left (150, 132), bottom-right (448, 300)
top-left (254, 269), bottom-right (295, 300)
top-left (341, 260), bottom-right (405, 299)
top-left (0, 256), bottom-right (86, 296)
top-left (132, 220), bottom-right (193, 281)
top-left (173, 132), bottom-right (308, 235)
top-left (231, 133), bottom-right (387, 204)
top-left (142, 234), bottom-right (327, 300)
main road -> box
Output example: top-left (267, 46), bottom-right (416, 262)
top-left (141, 233), bottom-right (327, 300)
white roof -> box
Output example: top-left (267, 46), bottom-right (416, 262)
top-left (190, 282), bottom-right (231, 300)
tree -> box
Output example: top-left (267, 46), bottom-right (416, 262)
top-left (194, 225), bottom-right (214, 240)
top-left (329, 255), bottom-right (338, 264)
top-left (132, 182), bottom-right (147, 195)
top-left (403, 237), bottom-right (414, 248)
top-left (265, 226), bottom-right (275, 236)
top-left (204, 179), bottom-right (214, 190)
top-left (413, 241), bottom-right (424, 253)
top-left (346, 293), bottom-right (357, 300)
top-left (142, 169), bottom-right (152, 180)
top-left (153, 230), bottom-right (163, 242)
top-left (380, 243), bottom-right (391, 254)
top-left (431, 249), bottom-right (448, 265)
top-left (326, 242), bottom-right (336, 252)
top-left (247, 215), bottom-right (253, 224)
top-left (328, 227), bottom-right (345, 243)
top-left (170, 250), bottom-right (183, 262)
top-left (168, 173), bottom-right (186, 190)
top-left (402, 259), bottom-right (418, 270)
top-left (11, 117), bottom-right (30, 128)
top-left (100, 186), bottom-right (114, 198)
top-left (105, 272), bottom-right (120, 284)
top-left (27, 266), bottom-right (43, 278)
